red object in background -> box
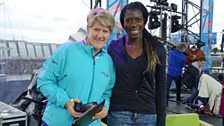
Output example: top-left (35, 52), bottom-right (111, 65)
top-left (186, 47), bottom-right (205, 65)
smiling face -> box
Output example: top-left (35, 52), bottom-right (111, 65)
top-left (86, 22), bottom-right (111, 52)
top-left (123, 9), bottom-right (144, 39)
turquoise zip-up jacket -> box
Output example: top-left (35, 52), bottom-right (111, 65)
top-left (37, 41), bottom-right (115, 126)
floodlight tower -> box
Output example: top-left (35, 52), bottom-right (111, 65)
top-left (147, 0), bottom-right (183, 44)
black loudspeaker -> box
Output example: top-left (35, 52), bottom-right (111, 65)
top-left (148, 11), bottom-right (161, 30)
top-left (171, 15), bottom-right (182, 33)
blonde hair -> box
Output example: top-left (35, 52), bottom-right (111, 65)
top-left (87, 8), bottom-right (115, 33)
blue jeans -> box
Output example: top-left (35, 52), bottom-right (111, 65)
top-left (167, 75), bottom-right (182, 101)
top-left (107, 111), bottom-right (157, 126)
top-left (187, 86), bottom-right (198, 104)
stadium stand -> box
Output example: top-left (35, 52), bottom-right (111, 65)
top-left (0, 39), bottom-right (60, 75)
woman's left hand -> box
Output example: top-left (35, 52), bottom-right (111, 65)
top-left (92, 106), bottom-right (108, 120)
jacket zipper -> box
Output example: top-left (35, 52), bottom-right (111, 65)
top-left (87, 50), bottom-right (102, 101)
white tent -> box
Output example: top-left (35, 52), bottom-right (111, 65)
top-left (69, 27), bottom-right (87, 41)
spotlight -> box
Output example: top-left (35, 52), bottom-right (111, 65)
top-left (150, 0), bottom-right (157, 2)
top-left (171, 3), bottom-right (177, 12)
top-left (172, 15), bottom-right (181, 20)
top-left (150, 0), bottom-right (168, 6)
top-left (148, 11), bottom-right (161, 30)
top-left (171, 15), bottom-right (182, 33)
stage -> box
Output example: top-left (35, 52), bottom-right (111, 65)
top-left (0, 78), bottom-right (223, 126)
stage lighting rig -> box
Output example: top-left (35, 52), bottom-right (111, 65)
top-left (150, 0), bottom-right (168, 6)
top-left (171, 15), bottom-right (182, 33)
top-left (171, 3), bottom-right (177, 12)
top-left (148, 11), bottom-right (161, 30)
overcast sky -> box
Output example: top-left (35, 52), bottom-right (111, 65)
top-left (0, 0), bottom-right (223, 44)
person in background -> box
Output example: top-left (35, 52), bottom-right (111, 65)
top-left (182, 58), bottom-right (206, 105)
top-left (107, 2), bottom-right (167, 126)
top-left (221, 29), bottom-right (224, 52)
top-left (221, 74), bottom-right (224, 126)
top-left (197, 74), bottom-right (224, 116)
top-left (37, 8), bottom-right (115, 126)
top-left (221, 54), bottom-right (224, 68)
top-left (217, 73), bottom-right (224, 126)
top-left (186, 42), bottom-right (205, 65)
top-left (167, 42), bottom-right (188, 103)
top-left (218, 74), bottom-right (224, 119)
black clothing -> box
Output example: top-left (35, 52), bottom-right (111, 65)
top-left (182, 64), bottom-right (200, 89)
top-left (108, 36), bottom-right (167, 126)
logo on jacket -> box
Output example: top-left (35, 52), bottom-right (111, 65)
top-left (101, 71), bottom-right (109, 78)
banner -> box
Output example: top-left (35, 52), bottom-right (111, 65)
top-left (107, 0), bottom-right (128, 20)
top-left (200, 0), bottom-right (214, 71)
top-left (106, 0), bottom-right (128, 46)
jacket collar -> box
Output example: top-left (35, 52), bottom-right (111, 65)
top-left (81, 40), bottom-right (107, 55)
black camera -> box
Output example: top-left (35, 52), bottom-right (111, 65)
top-left (73, 102), bottom-right (97, 113)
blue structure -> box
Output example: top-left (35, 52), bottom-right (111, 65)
top-left (106, 0), bottom-right (128, 47)
top-left (200, 0), bottom-right (214, 72)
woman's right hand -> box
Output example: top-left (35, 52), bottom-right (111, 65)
top-left (65, 98), bottom-right (82, 118)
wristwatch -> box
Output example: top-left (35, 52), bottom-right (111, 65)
top-left (69, 99), bottom-right (74, 107)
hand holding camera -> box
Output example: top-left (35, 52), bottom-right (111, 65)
top-left (73, 102), bottom-right (97, 113)
top-left (65, 98), bottom-right (82, 118)
top-left (72, 100), bottom-right (106, 126)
